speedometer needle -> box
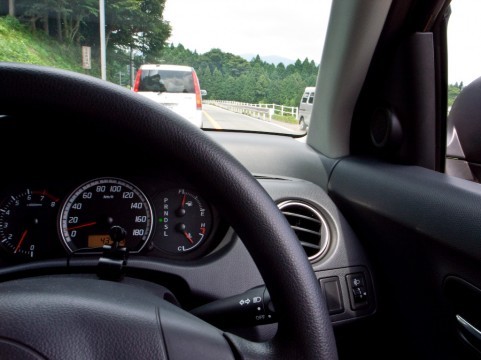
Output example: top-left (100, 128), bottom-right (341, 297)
top-left (15, 229), bottom-right (28, 253)
top-left (68, 221), bottom-right (97, 231)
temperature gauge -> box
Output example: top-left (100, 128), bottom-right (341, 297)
top-left (154, 188), bottom-right (212, 254)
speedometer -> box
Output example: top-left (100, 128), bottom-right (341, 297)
top-left (58, 178), bottom-right (153, 254)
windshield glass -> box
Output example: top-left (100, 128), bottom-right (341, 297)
top-left (137, 68), bottom-right (194, 93)
top-left (0, 0), bottom-right (331, 136)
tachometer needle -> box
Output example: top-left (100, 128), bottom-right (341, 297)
top-left (183, 231), bottom-right (194, 244)
top-left (68, 221), bottom-right (97, 231)
top-left (15, 229), bottom-right (28, 253)
top-left (181, 194), bottom-right (186, 207)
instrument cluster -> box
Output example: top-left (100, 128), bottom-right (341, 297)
top-left (0, 176), bottom-right (226, 263)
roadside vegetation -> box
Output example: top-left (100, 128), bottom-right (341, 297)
top-left (448, 82), bottom-right (463, 108)
top-left (0, 16), bottom-right (83, 72)
top-left (272, 114), bottom-right (297, 124)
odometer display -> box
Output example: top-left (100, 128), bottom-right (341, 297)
top-left (58, 178), bottom-right (153, 253)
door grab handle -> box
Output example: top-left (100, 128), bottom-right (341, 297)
top-left (456, 314), bottom-right (481, 341)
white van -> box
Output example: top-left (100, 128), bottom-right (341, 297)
top-left (133, 64), bottom-right (204, 128)
top-left (297, 86), bottom-right (315, 130)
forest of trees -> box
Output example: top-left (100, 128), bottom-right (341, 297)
top-left (160, 45), bottom-right (318, 106)
top-left (3, 0), bottom-right (319, 107)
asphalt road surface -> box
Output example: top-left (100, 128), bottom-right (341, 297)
top-left (201, 104), bottom-right (305, 136)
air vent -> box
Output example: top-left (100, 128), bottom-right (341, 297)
top-left (278, 200), bottom-right (330, 261)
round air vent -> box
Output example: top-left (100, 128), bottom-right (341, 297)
top-left (278, 200), bottom-right (330, 262)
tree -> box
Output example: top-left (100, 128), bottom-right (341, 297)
top-left (223, 76), bottom-right (237, 100)
top-left (17, 0), bottom-right (97, 42)
top-left (63, 0), bottom-right (98, 44)
top-left (250, 54), bottom-right (264, 67)
top-left (203, 48), bottom-right (224, 74)
top-left (276, 63), bottom-right (286, 79)
top-left (102, 0), bottom-right (171, 61)
top-left (16, 0), bottom-right (51, 33)
top-left (448, 84), bottom-right (462, 108)
top-left (210, 68), bottom-right (224, 99)
top-left (280, 73), bottom-right (305, 106)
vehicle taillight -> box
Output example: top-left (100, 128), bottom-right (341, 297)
top-left (133, 69), bottom-right (142, 92)
top-left (192, 70), bottom-right (202, 110)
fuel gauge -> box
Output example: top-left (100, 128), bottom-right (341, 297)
top-left (154, 188), bottom-right (212, 254)
top-left (0, 189), bottom-right (60, 259)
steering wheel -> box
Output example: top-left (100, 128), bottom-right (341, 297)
top-left (0, 63), bottom-right (338, 360)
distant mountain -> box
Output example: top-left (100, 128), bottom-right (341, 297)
top-left (240, 53), bottom-right (296, 66)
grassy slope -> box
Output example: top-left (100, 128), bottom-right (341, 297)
top-left (0, 15), bottom-right (84, 72)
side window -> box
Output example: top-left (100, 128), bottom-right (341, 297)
top-left (308, 93), bottom-right (315, 104)
top-left (446, 0), bottom-right (481, 183)
top-left (301, 93), bottom-right (309, 103)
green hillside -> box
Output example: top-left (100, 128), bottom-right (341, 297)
top-left (0, 16), bottom-right (86, 74)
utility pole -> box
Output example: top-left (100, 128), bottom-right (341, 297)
top-left (99, 0), bottom-right (106, 80)
top-left (130, 46), bottom-right (134, 89)
top-left (8, 0), bottom-right (15, 16)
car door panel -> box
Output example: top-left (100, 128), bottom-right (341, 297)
top-left (328, 156), bottom-right (481, 359)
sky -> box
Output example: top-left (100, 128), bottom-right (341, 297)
top-left (447, 0), bottom-right (481, 86)
top-left (163, 0), bottom-right (332, 64)
top-left (164, 0), bottom-right (480, 86)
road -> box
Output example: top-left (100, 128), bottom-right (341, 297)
top-left (201, 104), bottom-right (304, 136)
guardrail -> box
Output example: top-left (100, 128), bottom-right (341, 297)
top-left (204, 100), bottom-right (298, 121)
top-left (266, 103), bottom-right (299, 119)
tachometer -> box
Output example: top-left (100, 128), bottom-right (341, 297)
top-left (58, 178), bottom-right (153, 254)
top-left (0, 189), bottom-right (59, 259)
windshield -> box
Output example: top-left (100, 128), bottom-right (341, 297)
top-left (0, 0), bottom-right (331, 136)
top-left (137, 69), bottom-right (194, 93)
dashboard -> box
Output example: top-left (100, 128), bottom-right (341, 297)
top-left (0, 111), bottom-right (377, 336)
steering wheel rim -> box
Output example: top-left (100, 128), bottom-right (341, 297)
top-left (0, 62), bottom-right (338, 360)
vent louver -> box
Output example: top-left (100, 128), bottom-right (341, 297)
top-left (278, 200), bottom-right (330, 261)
